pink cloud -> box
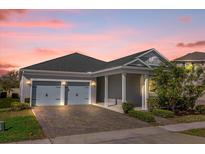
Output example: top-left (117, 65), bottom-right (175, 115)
top-left (0, 62), bottom-right (18, 69)
top-left (0, 9), bottom-right (26, 20)
top-left (0, 19), bottom-right (72, 28)
top-left (179, 16), bottom-right (192, 23)
top-left (176, 40), bottom-right (205, 48)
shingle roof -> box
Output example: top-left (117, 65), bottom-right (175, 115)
top-left (174, 52), bottom-right (205, 61)
top-left (102, 49), bottom-right (151, 69)
top-left (22, 48), bottom-right (155, 72)
top-left (22, 52), bottom-right (107, 72)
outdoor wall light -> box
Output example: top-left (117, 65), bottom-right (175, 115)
top-left (61, 81), bottom-right (67, 86)
top-left (26, 80), bottom-right (31, 85)
top-left (91, 81), bottom-right (96, 87)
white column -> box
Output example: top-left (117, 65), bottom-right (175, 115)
top-left (144, 75), bottom-right (149, 110)
top-left (122, 73), bottom-right (127, 103)
top-left (20, 76), bottom-right (24, 103)
top-left (104, 76), bottom-right (108, 107)
top-left (141, 75), bottom-right (145, 110)
top-left (141, 75), bottom-right (149, 110)
top-left (60, 81), bottom-right (66, 105)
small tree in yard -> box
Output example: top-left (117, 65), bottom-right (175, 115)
top-left (0, 70), bottom-right (19, 96)
top-left (152, 63), bottom-right (205, 112)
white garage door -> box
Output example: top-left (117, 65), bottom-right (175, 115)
top-left (67, 85), bottom-right (89, 105)
top-left (36, 85), bottom-right (61, 106)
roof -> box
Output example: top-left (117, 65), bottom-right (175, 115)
top-left (21, 48), bottom-right (163, 73)
top-left (22, 53), bottom-right (107, 72)
top-left (174, 52), bottom-right (205, 61)
top-left (102, 49), bottom-right (150, 69)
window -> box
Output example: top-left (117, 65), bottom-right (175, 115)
top-left (146, 56), bottom-right (161, 65)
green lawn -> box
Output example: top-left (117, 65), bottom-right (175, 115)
top-left (170, 115), bottom-right (205, 123)
top-left (0, 110), bottom-right (45, 143)
top-left (182, 128), bottom-right (205, 138)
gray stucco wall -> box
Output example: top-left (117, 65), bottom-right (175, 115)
top-left (108, 74), bottom-right (122, 100)
top-left (96, 74), bottom-right (122, 102)
top-left (126, 74), bottom-right (142, 107)
top-left (96, 76), bottom-right (104, 102)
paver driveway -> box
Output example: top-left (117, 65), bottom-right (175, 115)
top-left (33, 105), bottom-right (149, 138)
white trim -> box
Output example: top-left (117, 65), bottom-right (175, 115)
top-left (140, 75), bottom-right (145, 110)
top-left (122, 65), bottom-right (153, 71)
top-left (89, 81), bottom-right (92, 104)
top-left (137, 58), bottom-right (152, 69)
top-left (31, 78), bottom-right (91, 82)
top-left (104, 75), bottom-right (108, 107)
top-left (122, 73), bottom-right (126, 103)
top-left (21, 69), bottom-right (89, 75)
top-left (29, 80), bottom-right (33, 107)
top-left (123, 58), bottom-right (152, 69)
top-left (20, 75), bottom-right (24, 103)
top-left (144, 75), bottom-right (149, 110)
top-left (60, 81), bottom-right (66, 105)
top-left (92, 66), bottom-right (122, 74)
top-left (138, 48), bottom-right (170, 63)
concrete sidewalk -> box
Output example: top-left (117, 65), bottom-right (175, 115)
top-left (160, 121), bottom-right (205, 132)
top-left (13, 126), bottom-right (205, 144)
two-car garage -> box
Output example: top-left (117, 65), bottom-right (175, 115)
top-left (31, 81), bottom-right (90, 106)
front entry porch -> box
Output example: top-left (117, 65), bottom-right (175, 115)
top-left (95, 72), bottom-right (150, 111)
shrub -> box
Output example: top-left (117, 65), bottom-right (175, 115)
top-left (122, 102), bottom-right (134, 113)
top-left (24, 98), bottom-right (30, 103)
top-left (0, 98), bottom-right (19, 109)
top-left (128, 110), bottom-right (155, 122)
top-left (11, 102), bottom-right (30, 111)
top-left (195, 105), bottom-right (205, 114)
top-left (11, 93), bottom-right (19, 99)
top-left (147, 96), bottom-right (159, 111)
top-left (151, 108), bottom-right (174, 118)
top-left (0, 92), bottom-right (7, 98)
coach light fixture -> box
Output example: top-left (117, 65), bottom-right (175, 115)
top-left (26, 80), bottom-right (31, 85)
top-left (91, 81), bottom-right (96, 87)
top-left (61, 81), bottom-right (67, 86)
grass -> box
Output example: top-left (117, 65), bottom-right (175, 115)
top-left (170, 114), bottom-right (205, 123)
top-left (0, 110), bottom-right (45, 143)
top-left (182, 128), bottom-right (205, 138)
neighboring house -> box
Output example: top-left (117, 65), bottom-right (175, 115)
top-left (174, 51), bottom-right (205, 67)
top-left (174, 51), bottom-right (205, 104)
top-left (19, 48), bottom-right (169, 110)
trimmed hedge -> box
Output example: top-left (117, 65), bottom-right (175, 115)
top-left (0, 92), bottom-right (7, 98)
top-left (122, 102), bottom-right (134, 113)
top-left (11, 102), bottom-right (31, 111)
top-left (128, 110), bottom-right (156, 122)
top-left (195, 105), bottom-right (205, 114)
top-left (147, 96), bottom-right (159, 111)
top-left (151, 108), bottom-right (174, 118)
top-left (0, 98), bottom-right (19, 109)
top-left (11, 93), bottom-right (19, 99)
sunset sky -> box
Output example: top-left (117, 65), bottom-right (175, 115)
top-left (0, 9), bottom-right (205, 75)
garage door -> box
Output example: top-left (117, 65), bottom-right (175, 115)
top-left (67, 83), bottom-right (89, 105)
top-left (36, 85), bottom-right (61, 106)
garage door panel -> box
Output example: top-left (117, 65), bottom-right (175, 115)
top-left (67, 85), bottom-right (89, 105)
top-left (36, 85), bottom-right (61, 106)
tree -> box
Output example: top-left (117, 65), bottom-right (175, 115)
top-left (152, 63), bottom-right (205, 111)
top-left (0, 70), bottom-right (19, 95)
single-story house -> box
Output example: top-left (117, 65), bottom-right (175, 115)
top-left (19, 48), bottom-right (169, 110)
